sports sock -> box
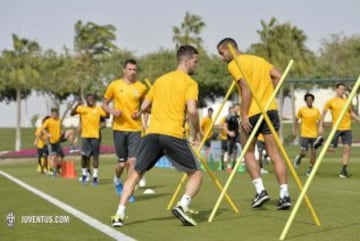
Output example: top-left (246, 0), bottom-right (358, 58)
top-left (279, 184), bottom-right (289, 199)
top-left (116, 205), bottom-right (126, 219)
top-left (93, 168), bottom-right (98, 178)
top-left (179, 194), bottom-right (192, 209)
top-left (252, 178), bottom-right (265, 194)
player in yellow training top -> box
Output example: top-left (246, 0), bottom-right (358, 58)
top-left (200, 107), bottom-right (214, 162)
top-left (41, 108), bottom-right (63, 175)
top-left (111, 45), bottom-right (203, 227)
top-left (319, 83), bottom-right (360, 178)
top-left (71, 93), bottom-right (108, 185)
top-left (102, 59), bottom-right (148, 201)
top-left (34, 115), bottom-right (50, 173)
top-left (293, 93), bottom-right (321, 176)
top-left (217, 37), bottom-right (291, 210)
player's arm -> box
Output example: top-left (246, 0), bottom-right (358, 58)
top-left (318, 109), bottom-right (328, 136)
top-left (187, 99), bottom-right (201, 142)
top-left (238, 79), bottom-right (252, 132)
top-left (102, 98), bottom-right (122, 117)
top-left (70, 102), bottom-right (81, 116)
top-left (270, 67), bottom-right (282, 87)
top-left (350, 109), bottom-right (360, 122)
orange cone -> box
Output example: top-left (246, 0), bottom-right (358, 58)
top-left (61, 160), bottom-right (77, 179)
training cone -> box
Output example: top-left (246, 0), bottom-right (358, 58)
top-left (61, 160), bottom-right (77, 179)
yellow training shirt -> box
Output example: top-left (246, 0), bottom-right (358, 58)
top-left (42, 118), bottom-right (61, 144)
top-left (218, 116), bottom-right (227, 140)
top-left (145, 70), bottom-right (198, 139)
top-left (324, 97), bottom-right (351, 130)
top-left (104, 79), bottom-right (147, 131)
top-left (75, 105), bottom-right (107, 138)
top-left (201, 116), bottom-right (213, 140)
top-left (35, 127), bottom-right (47, 148)
top-left (228, 55), bottom-right (277, 117)
top-left (296, 106), bottom-right (320, 138)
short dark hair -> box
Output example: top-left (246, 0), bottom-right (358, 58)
top-left (217, 37), bottom-right (238, 49)
top-left (50, 108), bottom-right (58, 113)
top-left (85, 93), bottom-right (95, 99)
top-left (335, 82), bottom-right (345, 89)
top-left (208, 107), bottom-right (214, 112)
top-left (123, 59), bottom-right (137, 68)
top-left (304, 92), bottom-right (315, 101)
top-left (176, 45), bottom-right (198, 62)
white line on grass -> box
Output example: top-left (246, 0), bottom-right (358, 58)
top-left (0, 171), bottom-right (136, 241)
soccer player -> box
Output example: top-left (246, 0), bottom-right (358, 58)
top-left (71, 93), bottom-right (108, 185)
top-left (217, 113), bottom-right (228, 171)
top-left (293, 93), bottom-right (321, 176)
top-left (34, 115), bottom-right (50, 173)
top-left (200, 107), bottom-right (214, 162)
top-left (217, 37), bottom-right (291, 210)
top-left (224, 104), bottom-right (240, 172)
top-left (111, 45), bottom-right (203, 227)
top-left (41, 108), bottom-right (63, 175)
top-left (319, 83), bottom-right (360, 178)
top-left (102, 59), bottom-right (148, 199)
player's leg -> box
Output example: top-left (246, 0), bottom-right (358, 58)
top-left (339, 131), bottom-right (352, 178)
top-left (294, 137), bottom-right (308, 168)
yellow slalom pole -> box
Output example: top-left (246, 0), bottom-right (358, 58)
top-left (229, 47), bottom-right (321, 226)
top-left (167, 80), bottom-right (238, 211)
top-left (144, 78), bottom-right (152, 88)
top-left (280, 75), bottom-right (360, 240)
top-left (208, 56), bottom-right (293, 222)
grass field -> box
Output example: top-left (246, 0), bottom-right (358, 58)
top-left (1, 150), bottom-right (359, 241)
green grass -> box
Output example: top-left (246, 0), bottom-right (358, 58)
top-left (1, 153), bottom-right (359, 241)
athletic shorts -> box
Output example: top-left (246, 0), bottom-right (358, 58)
top-left (113, 130), bottom-right (142, 162)
top-left (204, 139), bottom-right (211, 148)
top-left (256, 140), bottom-right (265, 152)
top-left (330, 130), bottom-right (352, 148)
top-left (227, 136), bottom-right (238, 155)
top-left (49, 142), bottom-right (63, 157)
top-left (81, 138), bottom-right (101, 157)
top-left (220, 140), bottom-right (228, 152)
top-left (248, 110), bottom-right (280, 136)
top-left (37, 146), bottom-right (49, 158)
top-left (135, 134), bottom-right (200, 174)
top-left (300, 137), bottom-right (316, 151)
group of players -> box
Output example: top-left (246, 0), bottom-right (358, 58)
top-left (33, 38), bottom-right (358, 228)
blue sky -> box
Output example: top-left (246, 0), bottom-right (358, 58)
top-left (0, 0), bottom-right (359, 127)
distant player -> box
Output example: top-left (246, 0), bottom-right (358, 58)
top-left (293, 93), bottom-right (321, 176)
top-left (34, 116), bottom-right (50, 173)
top-left (200, 107), bottom-right (214, 162)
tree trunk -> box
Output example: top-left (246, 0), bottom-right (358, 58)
top-left (15, 87), bottom-right (21, 151)
top-left (290, 83), bottom-right (298, 145)
top-left (278, 87), bottom-right (284, 143)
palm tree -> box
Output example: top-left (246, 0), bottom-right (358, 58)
top-left (172, 12), bottom-right (206, 49)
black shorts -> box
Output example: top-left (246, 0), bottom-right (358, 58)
top-left (113, 131), bottom-right (142, 162)
top-left (227, 136), bottom-right (238, 155)
top-left (135, 134), bottom-right (200, 174)
top-left (249, 110), bottom-right (280, 136)
top-left (220, 140), bottom-right (228, 152)
top-left (49, 142), bottom-right (63, 157)
top-left (81, 138), bottom-right (101, 157)
top-left (256, 140), bottom-right (265, 152)
top-left (330, 130), bottom-right (352, 148)
top-left (204, 139), bottom-right (211, 148)
top-left (37, 146), bottom-right (49, 158)
top-left (300, 137), bottom-right (316, 151)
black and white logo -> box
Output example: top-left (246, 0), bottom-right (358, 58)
top-left (6, 211), bottom-right (16, 228)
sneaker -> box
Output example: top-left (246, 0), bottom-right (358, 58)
top-left (92, 177), bottom-right (98, 186)
top-left (81, 175), bottom-right (88, 184)
top-left (172, 205), bottom-right (197, 226)
top-left (115, 183), bottom-right (123, 195)
top-left (260, 168), bottom-right (269, 174)
top-left (293, 155), bottom-right (301, 169)
top-left (138, 177), bottom-right (146, 188)
top-left (111, 215), bottom-right (124, 227)
top-left (277, 196), bottom-right (291, 210)
top-left (251, 190), bottom-right (270, 208)
top-left (313, 136), bottom-right (324, 149)
top-left (339, 170), bottom-right (350, 178)
top-left (306, 167), bottom-right (312, 176)
top-left (128, 195), bottom-right (136, 203)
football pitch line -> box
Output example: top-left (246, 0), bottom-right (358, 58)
top-left (0, 170), bottom-right (136, 241)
